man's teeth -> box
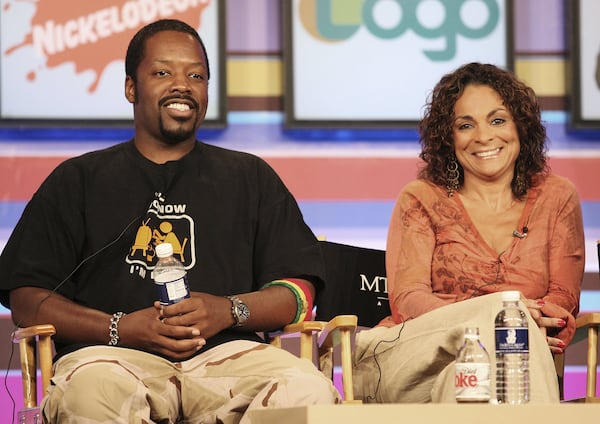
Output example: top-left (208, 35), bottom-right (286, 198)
top-left (167, 103), bottom-right (190, 111)
top-left (474, 148), bottom-right (500, 158)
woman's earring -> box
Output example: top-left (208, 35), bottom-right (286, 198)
top-left (515, 162), bottom-right (526, 196)
top-left (446, 156), bottom-right (460, 197)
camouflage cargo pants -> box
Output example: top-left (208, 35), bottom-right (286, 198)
top-left (42, 340), bottom-right (340, 423)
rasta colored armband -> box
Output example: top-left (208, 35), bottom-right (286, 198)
top-left (260, 279), bottom-right (314, 324)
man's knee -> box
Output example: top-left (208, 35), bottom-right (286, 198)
top-left (43, 360), bottom-right (148, 421)
top-left (265, 367), bottom-right (341, 406)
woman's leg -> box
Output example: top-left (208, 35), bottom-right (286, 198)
top-left (353, 292), bottom-right (559, 403)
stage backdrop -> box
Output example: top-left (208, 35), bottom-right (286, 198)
top-left (0, 0), bottom-right (226, 127)
top-left (569, 0), bottom-right (600, 129)
top-left (284, 0), bottom-right (514, 129)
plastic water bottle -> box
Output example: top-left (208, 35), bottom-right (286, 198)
top-left (153, 242), bottom-right (190, 305)
top-left (495, 290), bottom-right (529, 404)
top-left (455, 326), bottom-right (491, 403)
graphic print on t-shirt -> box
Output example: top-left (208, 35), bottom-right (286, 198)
top-left (126, 192), bottom-right (195, 280)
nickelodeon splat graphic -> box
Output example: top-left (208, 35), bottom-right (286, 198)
top-left (127, 193), bottom-right (195, 280)
top-left (0, 0), bottom-right (218, 120)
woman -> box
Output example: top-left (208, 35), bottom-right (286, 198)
top-left (352, 63), bottom-right (585, 404)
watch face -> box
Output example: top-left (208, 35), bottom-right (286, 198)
top-left (235, 303), bottom-right (250, 323)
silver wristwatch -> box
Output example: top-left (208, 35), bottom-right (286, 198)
top-left (227, 295), bottom-right (250, 327)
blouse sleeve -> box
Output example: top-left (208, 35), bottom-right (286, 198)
top-left (544, 179), bottom-right (585, 316)
top-left (385, 181), bottom-right (454, 323)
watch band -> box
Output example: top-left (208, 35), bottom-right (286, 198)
top-left (227, 295), bottom-right (250, 327)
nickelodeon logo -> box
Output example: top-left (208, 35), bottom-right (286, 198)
top-left (297, 0), bottom-right (502, 61)
top-left (3, 0), bottom-right (211, 92)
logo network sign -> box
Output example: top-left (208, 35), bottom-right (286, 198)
top-left (298, 0), bottom-right (501, 61)
top-left (290, 0), bottom-right (508, 122)
top-left (0, 0), bottom-right (216, 120)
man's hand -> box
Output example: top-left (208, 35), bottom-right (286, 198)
top-left (154, 292), bottom-right (233, 340)
top-left (118, 306), bottom-right (206, 360)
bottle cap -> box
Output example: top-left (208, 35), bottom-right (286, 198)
top-left (155, 243), bottom-right (174, 258)
top-left (464, 327), bottom-right (480, 338)
top-left (501, 290), bottom-right (520, 301)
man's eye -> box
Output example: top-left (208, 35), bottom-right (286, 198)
top-left (155, 70), bottom-right (169, 76)
top-left (190, 73), bottom-right (204, 80)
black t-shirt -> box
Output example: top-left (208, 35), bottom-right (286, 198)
top-left (0, 140), bottom-right (324, 359)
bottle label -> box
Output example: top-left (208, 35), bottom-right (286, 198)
top-left (495, 327), bottom-right (529, 353)
top-left (154, 271), bottom-right (190, 305)
top-left (455, 362), bottom-right (491, 402)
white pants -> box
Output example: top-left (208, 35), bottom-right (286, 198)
top-left (353, 292), bottom-right (559, 403)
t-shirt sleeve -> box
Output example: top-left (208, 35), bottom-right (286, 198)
top-left (0, 164), bottom-right (83, 307)
top-left (251, 159), bottom-right (325, 293)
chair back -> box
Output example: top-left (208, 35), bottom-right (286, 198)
top-left (316, 241), bottom-right (390, 327)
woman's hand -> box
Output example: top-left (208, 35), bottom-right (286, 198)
top-left (522, 298), bottom-right (567, 354)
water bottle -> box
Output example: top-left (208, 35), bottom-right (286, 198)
top-left (455, 326), bottom-right (491, 403)
top-left (495, 290), bottom-right (529, 404)
top-left (153, 242), bottom-right (190, 305)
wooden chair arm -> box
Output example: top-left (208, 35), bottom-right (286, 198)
top-left (12, 324), bottom-right (56, 409)
top-left (283, 321), bottom-right (327, 334)
top-left (574, 313), bottom-right (600, 400)
top-left (13, 324), bottom-right (57, 341)
top-left (317, 315), bottom-right (358, 349)
top-left (267, 321), bottom-right (325, 361)
top-left (317, 315), bottom-right (359, 403)
top-left (576, 312), bottom-right (600, 328)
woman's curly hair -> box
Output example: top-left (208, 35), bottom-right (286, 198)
top-left (417, 62), bottom-right (548, 198)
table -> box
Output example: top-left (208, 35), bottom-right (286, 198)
top-left (249, 403), bottom-right (600, 424)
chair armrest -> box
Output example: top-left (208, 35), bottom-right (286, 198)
top-left (317, 315), bottom-right (359, 402)
top-left (317, 315), bottom-right (358, 349)
top-left (13, 324), bottom-right (57, 341)
top-left (267, 321), bottom-right (325, 361)
top-left (12, 324), bottom-right (56, 408)
top-left (576, 312), bottom-right (600, 328)
top-left (283, 321), bottom-right (326, 334)
top-left (574, 313), bottom-right (600, 400)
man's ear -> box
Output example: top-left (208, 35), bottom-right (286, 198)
top-left (125, 76), bottom-right (136, 104)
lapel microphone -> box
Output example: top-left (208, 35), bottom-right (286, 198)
top-left (512, 226), bottom-right (529, 239)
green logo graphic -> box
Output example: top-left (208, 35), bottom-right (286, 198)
top-left (300, 0), bottom-right (501, 61)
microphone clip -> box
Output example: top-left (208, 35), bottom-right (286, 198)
top-left (512, 226), bottom-right (528, 239)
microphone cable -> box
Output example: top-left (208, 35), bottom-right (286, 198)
top-left (363, 320), bottom-right (406, 403)
top-left (3, 212), bottom-right (143, 423)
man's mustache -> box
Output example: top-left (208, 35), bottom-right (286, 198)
top-left (159, 95), bottom-right (199, 110)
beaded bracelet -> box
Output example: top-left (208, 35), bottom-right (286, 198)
top-left (261, 279), bottom-right (313, 323)
top-left (108, 312), bottom-right (126, 346)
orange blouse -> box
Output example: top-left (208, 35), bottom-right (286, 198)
top-left (381, 174), bottom-right (585, 342)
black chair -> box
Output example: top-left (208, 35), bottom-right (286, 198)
top-left (314, 241), bottom-right (389, 402)
top-left (565, 240), bottom-right (600, 402)
top-left (316, 240), bottom-right (390, 327)
top-left (267, 240), bottom-right (387, 402)
top-left (562, 239), bottom-right (600, 402)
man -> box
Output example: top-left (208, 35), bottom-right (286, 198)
top-left (0, 19), bottom-right (339, 423)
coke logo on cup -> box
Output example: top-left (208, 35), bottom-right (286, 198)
top-left (455, 372), bottom-right (478, 388)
